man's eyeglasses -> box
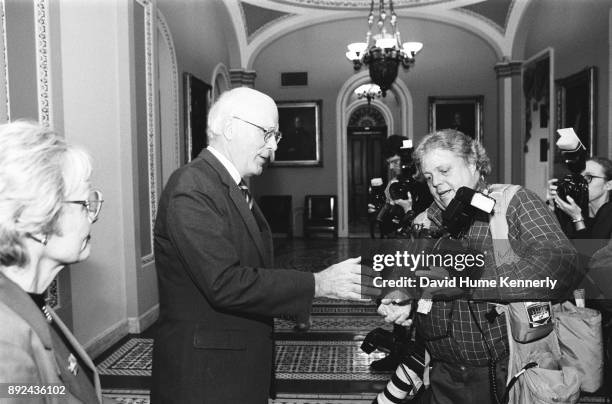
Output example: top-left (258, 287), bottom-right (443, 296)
top-left (232, 116), bottom-right (282, 144)
top-left (64, 189), bottom-right (104, 223)
top-left (583, 174), bottom-right (605, 184)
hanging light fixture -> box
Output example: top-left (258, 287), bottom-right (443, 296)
top-left (355, 83), bottom-right (382, 106)
top-left (345, 0), bottom-right (423, 96)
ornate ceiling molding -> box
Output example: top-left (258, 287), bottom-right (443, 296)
top-left (269, 0), bottom-right (450, 10)
top-left (222, 0), bottom-right (532, 70)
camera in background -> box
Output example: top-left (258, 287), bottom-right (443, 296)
top-left (555, 128), bottom-right (589, 220)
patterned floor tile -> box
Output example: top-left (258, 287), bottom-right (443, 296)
top-left (102, 389), bottom-right (150, 403)
top-left (98, 338), bottom-right (152, 376)
top-left (102, 390), bottom-right (378, 404)
top-left (275, 341), bottom-right (388, 380)
top-left (275, 316), bottom-right (391, 333)
top-left (98, 338), bottom-right (389, 380)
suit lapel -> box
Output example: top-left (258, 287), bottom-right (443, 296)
top-left (49, 308), bottom-right (102, 403)
top-left (0, 273), bottom-right (53, 350)
top-left (200, 150), bottom-right (268, 262)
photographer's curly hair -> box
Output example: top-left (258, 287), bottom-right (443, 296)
top-left (413, 129), bottom-right (491, 187)
top-left (0, 121), bottom-right (92, 267)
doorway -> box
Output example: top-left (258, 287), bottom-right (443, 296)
top-left (347, 105), bottom-right (388, 236)
top-left (522, 49), bottom-right (554, 200)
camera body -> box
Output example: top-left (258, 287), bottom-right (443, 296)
top-left (368, 178), bottom-right (387, 214)
top-left (377, 147), bottom-right (433, 237)
top-left (442, 187), bottom-right (495, 239)
top-left (555, 129), bottom-right (589, 218)
top-left (361, 327), bottom-right (426, 378)
top-left (556, 173), bottom-right (588, 209)
top-left (556, 147), bottom-right (589, 215)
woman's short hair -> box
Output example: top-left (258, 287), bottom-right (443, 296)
top-left (413, 129), bottom-right (491, 180)
top-left (589, 156), bottom-right (612, 181)
top-left (0, 121), bottom-right (92, 267)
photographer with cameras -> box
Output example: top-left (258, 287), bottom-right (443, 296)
top-left (369, 135), bottom-right (432, 238)
top-left (547, 152), bottom-right (612, 249)
top-left (366, 135), bottom-right (432, 372)
top-left (377, 129), bottom-right (578, 404)
top-left (547, 130), bottom-right (612, 389)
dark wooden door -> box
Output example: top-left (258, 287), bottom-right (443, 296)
top-left (347, 126), bottom-right (387, 220)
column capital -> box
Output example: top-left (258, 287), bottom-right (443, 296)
top-left (494, 58), bottom-right (522, 78)
top-left (229, 69), bottom-right (257, 88)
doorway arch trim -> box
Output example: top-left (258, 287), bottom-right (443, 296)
top-left (336, 71), bottom-right (413, 237)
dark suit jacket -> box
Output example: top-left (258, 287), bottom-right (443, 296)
top-left (151, 149), bottom-right (315, 404)
top-left (0, 272), bottom-right (107, 403)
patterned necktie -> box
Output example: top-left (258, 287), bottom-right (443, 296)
top-left (239, 180), bottom-right (253, 210)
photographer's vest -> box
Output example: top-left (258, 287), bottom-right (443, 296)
top-left (414, 184), bottom-right (556, 396)
top-left (487, 184), bottom-right (554, 343)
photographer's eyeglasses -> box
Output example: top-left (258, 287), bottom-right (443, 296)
top-left (64, 189), bottom-right (104, 223)
top-left (232, 116), bottom-right (283, 144)
top-left (583, 174), bottom-right (605, 184)
top-left (387, 158), bottom-right (401, 167)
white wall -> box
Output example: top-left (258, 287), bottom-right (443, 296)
top-left (58, 0), bottom-right (135, 350)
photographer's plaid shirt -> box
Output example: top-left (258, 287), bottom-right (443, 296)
top-left (415, 186), bottom-right (578, 366)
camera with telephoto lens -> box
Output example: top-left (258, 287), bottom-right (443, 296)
top-left (361, 328), bottom-right (426, 403)
top-left (361, 327), bottom-right (426, 376)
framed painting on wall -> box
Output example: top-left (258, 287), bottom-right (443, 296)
top-left (556, 66), bottom-right (597, 156)
top-left (271, 100), bottom-right (322, 167)
top-left (184, 72), bottom-right (211, 162)
top-left (428, 96), bottom-right (484, 142)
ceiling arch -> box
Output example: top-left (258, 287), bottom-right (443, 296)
top-left (220, 0), bottom-right (533, 69)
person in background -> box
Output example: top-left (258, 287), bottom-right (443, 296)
top-left (0, 121), bottom-right (111, 403)
top-left (369, 135), bottom-right (431, 238)
top-left (548, 156), bottom-right (612, 385)
top-left (366, 135), bottom-right (431, 371)
top-left (548, 156), bottom-right (612, 248)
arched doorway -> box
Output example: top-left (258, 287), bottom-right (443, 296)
top-left (347, 105), bottom-right (387, 236)
top-left (335, 71), bottom-right (413, 237)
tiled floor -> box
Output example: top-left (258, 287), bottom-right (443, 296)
top-left (95, 238), bottom-right (611, 403)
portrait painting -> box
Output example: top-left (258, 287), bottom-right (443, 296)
top-left (428, 96), bottom-right (484, 142)
top-left (271, 100), bottom-right (322, 166)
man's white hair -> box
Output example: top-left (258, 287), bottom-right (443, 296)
top-left (207, 87), bottom-right (275, 142)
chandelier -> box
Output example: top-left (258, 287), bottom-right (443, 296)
top-left (345, 0), bottom-right (423, 96)
top-left (355, 83), bottom-right (382, 106)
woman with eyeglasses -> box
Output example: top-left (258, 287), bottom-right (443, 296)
top-left (0, 121), bottom-right (111, 403)
top-left (548, 157), bottom-right (612, 242)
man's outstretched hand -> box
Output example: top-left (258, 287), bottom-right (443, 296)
top-left (314, 257), bottom-right (378, 301)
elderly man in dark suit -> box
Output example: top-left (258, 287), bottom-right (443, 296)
top-left (151, 87), bottom-right (374, 403)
